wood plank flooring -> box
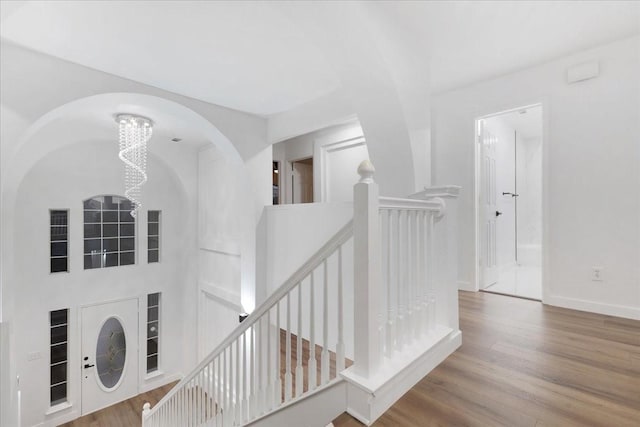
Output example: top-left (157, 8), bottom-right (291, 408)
top-left (334, 291), bottom-right (640, 427)
top-left (59, 291), bottom-right (640, 426)
top-left (58, 381), bottom-right (177, 427)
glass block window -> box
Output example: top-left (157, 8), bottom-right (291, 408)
top-left (83, 195), bottom-right (135, 269)
top-left (146, 293), bottom-right (160, 373)
top-left (148, 211), bottom-right (160, 263)
top-left (50, 210), bottom-right (68, 273)
top-left (50, 309), bottom-right (68, 406)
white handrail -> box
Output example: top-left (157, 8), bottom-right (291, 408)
top-left (378, 196), bottom-right (443, 211)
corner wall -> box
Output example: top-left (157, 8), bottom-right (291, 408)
top-left (432, 36), bottom-right (640, 319)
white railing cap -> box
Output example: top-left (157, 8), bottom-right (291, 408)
top-left (357, 159), bottom-right (375, 184)
top-left (409, 185), bottom-right (461, 199)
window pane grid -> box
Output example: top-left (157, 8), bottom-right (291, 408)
top-left (50, 309), bottom-right (68, 406)
top-left (83, 196), bottom-right (136, 269)
top-left (147, 211), bottom-right (160, 264)
top-left (50, 210), bottom-right (68, 273)
top-left (146, 293), bottom-right (160, 373)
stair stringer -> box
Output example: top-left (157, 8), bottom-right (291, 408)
top-left (246, 379), bottom-right (347, 427)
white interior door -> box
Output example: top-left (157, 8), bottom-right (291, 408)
top-left (479, 120), bottom-right (499, 288)
top-left (81, 298), bottom-right (139, 415)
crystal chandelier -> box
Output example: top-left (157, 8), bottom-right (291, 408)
top-left (116, 114), bottom-right (153, 218)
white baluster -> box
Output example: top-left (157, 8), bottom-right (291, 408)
top-left (385, 210), bottom-right (395, 357)
top-left (235, 338), bottom-right (241, 424)
top-left (417, 210), bottom-right (425, 336)
top-left (274, 301), bottom-right (282, 408)
top-left (195, 372), bottom-right (200, 426)
top-left (242, 331), bottom-right (250, 423)
top-left (249, 326), bottom-right (255, 419)
top-left (379, 209), bottom-right (387, 358)
top-left (405, 209), bottom-right (413, 344)
top-left (223, 348), bottom-right (229, 427)
top-left (295, 283), bottom-right (303, 397)
top-left (265, 310), bottom-right (273, 412)
top-left (396, 209), bottom-right (405, 351)
top-left (336, 245), bottom-right (345, 373)
top-left (321, 260), bottom-right (330, 385)
top-left (413, 209), bottom-right (421, 340)
top-left (308, 271), bottom-right (317, 390)
top-left (257, 317), bottom-right (264, 415)
top-left (428, 212), bottom-right (436, 332)
top-left (284, 292), bottom-right (293, 401)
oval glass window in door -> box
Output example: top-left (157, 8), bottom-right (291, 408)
top-left (96, 317), bottom-right (126, 389)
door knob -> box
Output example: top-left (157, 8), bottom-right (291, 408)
top-left (495, 211), bottom-right (503, 217)
top-left (84, 363), bottom-right (95, 369)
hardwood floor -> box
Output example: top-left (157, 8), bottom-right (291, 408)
top-left (58, 381), bottom-right (177, 427)
top-left (59, 291), bottom-right (640, 426)
top-left (334, 291), bottom-right (640, 427)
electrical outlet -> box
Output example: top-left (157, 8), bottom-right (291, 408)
top-left (591, 267), bottom-right (604, 282)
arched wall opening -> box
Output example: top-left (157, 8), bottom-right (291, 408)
top-left (1, 92), bottom-right (264, 426)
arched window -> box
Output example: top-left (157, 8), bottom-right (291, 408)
top-left (83, 195), bottom-right (135, 269)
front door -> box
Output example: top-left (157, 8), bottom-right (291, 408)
top-left (81, 298), bottom-right (139, 415)
top-left (479, 120), bottom-right (499, 288)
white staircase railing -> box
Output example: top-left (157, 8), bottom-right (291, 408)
top-left (143, 160), bottom-right (460, 427)
top-left (377, 196), bottom-right (443, 358)
top-left (143, 220), bottom-right (354, 427)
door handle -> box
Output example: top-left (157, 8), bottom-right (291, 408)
top-left (84, 363), bottom-right (95, 369)
top-left (495, 211), bottom-right (503, 217)
top-left (502, 192), bottom-right (519, 197)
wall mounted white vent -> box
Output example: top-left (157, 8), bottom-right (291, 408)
top-left (567, 61), bottom-right (600, 84)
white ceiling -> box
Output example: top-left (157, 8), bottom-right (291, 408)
top-left (0, 1), bottom-right (340, 116)
top-left (1, 1), bottom-right (639, 116)
top-left (375, 1), bottom-right (640, 94)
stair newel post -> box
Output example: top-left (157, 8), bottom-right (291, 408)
top-left (353, 159), bottom-right (382, 378)
top-left (142, 402), bottom-right (151, 427)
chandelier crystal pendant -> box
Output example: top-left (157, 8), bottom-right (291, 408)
top-left (116, 114), bottom-right (153, 218)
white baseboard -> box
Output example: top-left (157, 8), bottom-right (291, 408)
top-left (139, 372), bottom-right (183, 394)
top-left (545, 295), bottom-right (640, 320)
top-left (457, 280), bottom-right (476, 292)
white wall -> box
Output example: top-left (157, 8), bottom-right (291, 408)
top-left (257, 202), bottom-right (355, 358)
top-left (11, 140), bottom-right (196, 427)
top-left (197, 144), bottom-right (272, 353)
top-left (260, 203), bottom-right (353, 295)
top-left (433, 36), bottom-right (640, 319)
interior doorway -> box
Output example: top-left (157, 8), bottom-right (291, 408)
top-left (272, 161), bottom-right (280, 205)
top-left (291, 157), bottom-right (314, 204)
top-left (476, 105), bottom-right (543, 300)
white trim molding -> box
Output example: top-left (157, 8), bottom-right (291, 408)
top-left (315, 135), bottom-right (367, 202)
top-left (545, 295), bottom-right (640, 321)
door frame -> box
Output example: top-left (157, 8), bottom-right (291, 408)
top-left (79, 297), bottom-right (140, 415)
top-left (473, 102), bottom-right (548, 303)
